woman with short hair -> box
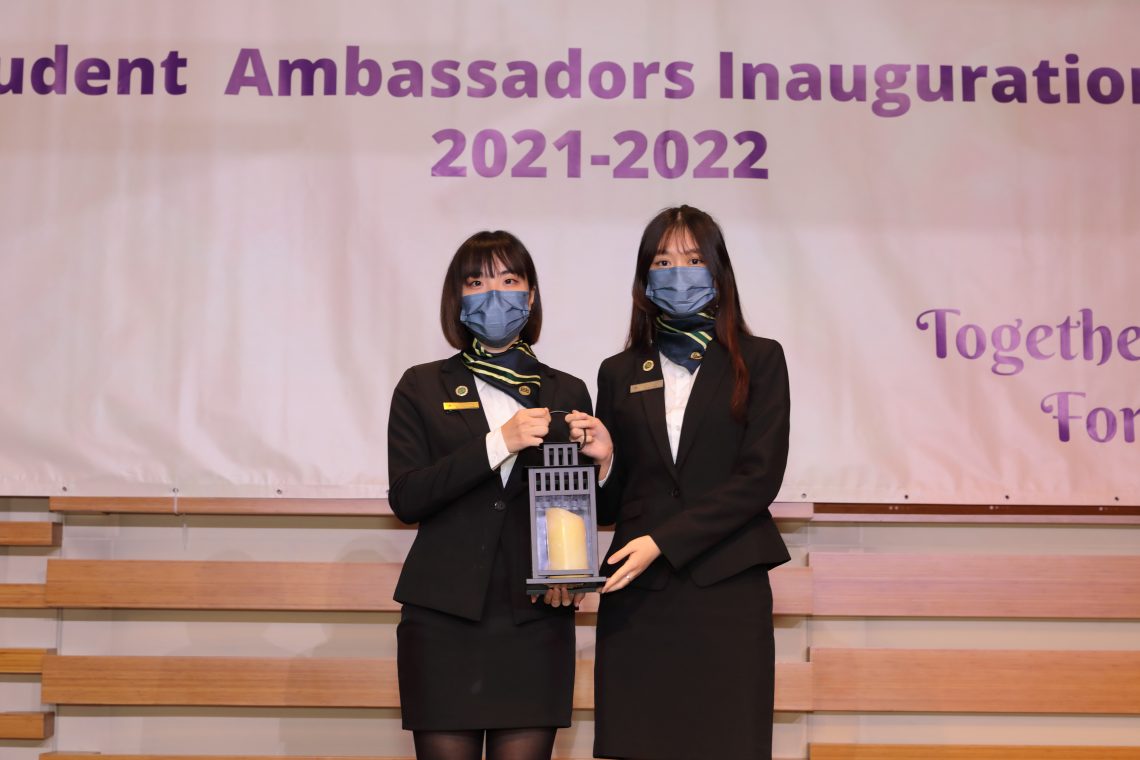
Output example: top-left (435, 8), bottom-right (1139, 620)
top-left (388, 230), bottom-right (612, 760)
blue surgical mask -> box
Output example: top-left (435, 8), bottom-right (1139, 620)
top-left (460, 289), bottom-right (531, 347)
top-left (645, 266), bottom-right (716, 317)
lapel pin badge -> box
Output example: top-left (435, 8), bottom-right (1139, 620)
top-left (642, 359), bottom-right (654, 372)
top-left (456, 385), bottom-right (469, 397)
top-left (690, 351), bottom-right (702, 360)
top-left (519, 385), bottom-right (532, 396)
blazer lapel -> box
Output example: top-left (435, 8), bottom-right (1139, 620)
top-left (674, 340), bottom-right (730, 471)
top-left (632, 347), bottom-right (680, 483)
top-left (440, 354), bottom-right (490, 440)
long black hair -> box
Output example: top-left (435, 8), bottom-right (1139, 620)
top-left (626, 205), bottom-right (752, 420)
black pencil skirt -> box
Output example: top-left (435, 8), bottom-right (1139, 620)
top-left (593, 565), bottom-right (775, 760)
top-left (396, 548), bottom-right (576, 731)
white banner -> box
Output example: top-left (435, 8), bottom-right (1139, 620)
top-left (1, 0), bottom-right (1137, 503)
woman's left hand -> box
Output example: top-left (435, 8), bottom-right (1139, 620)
top-left (565, 410), bottom-right (613, 480)
top-left (601, 535), bottom-right (661, 593)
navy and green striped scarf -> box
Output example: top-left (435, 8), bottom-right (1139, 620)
top-left (654, 312), bottom-right (716, 373)
top-left (461, 338), bottom-right (542, 407)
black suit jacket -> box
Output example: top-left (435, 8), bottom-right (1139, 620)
top-left (596, 335), bottom-right (791, 589)
top-left (387, 353), bottom-right (593, 622)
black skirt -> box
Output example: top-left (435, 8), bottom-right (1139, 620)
top-left (593, 565), bottom-right (775, 760)
top-left (397, 545), bottom-right (576, 731)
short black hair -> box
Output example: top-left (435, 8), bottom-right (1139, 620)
top-left (440, 230), bottom-right (543, 349)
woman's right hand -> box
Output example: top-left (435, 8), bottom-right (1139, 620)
top-left (501, 407), bottom-right (551, 453)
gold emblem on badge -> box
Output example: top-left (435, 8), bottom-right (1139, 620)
top-left (642, 359), bottom-right (655, 372)
top-left (519, 385), bottom-right (532, 396)
top-left (456, 385), bottom-right (469, 397)
top-left (690, 351), bottom-right (703, 360)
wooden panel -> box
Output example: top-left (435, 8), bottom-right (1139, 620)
top-left (812, 648), bottom-right (1140, 714)
top-left (38, 756), bottom-right (797, 760)
top-left (41, 656), bottom-right (808, 711)
top-left (773, 566), bottom-right (813, 615)
top-left (0, 648), bottom-right (55, 674)
top-left (49, 497), bottom-right (392, 516)
top-left (771, 502), bottom-right (814, 521)
top-left (811, 553), bottom-right (1140, 619)
top-left (42, 756), bottom-right (417, 760)
top-left (810, 745), bottom-right (1140, 759)
top-left (42, 756), bottom-right (412, 760)
top-left (46, 560), bottom-right (814, 616)
top-left (776, 661), bottom-right (813, 711)
top-left (813, 503), bottom-right (1140, 525)
top-left (41, 756), bottom-right (608, 760)
top-left (49, 497), bottom-right (808, 524)
top-left (0, 521), bottom-right (61, 546)
top-left (0, 583), bottom-right (48, 608)
top-left (0, 711), bottom-right (54, 740)
top-left (41, 656), bottom-right (401, 708)
top-left (573, 656), bottom-right (593, 710)
top-left (46, 560), bottom-right (403, 611)
top-left (45, 496), bottom-right (1140, 525)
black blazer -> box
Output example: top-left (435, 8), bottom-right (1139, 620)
top-left (388, 353), bottom-right (593, 622)
top-left (596, 335), bottom-right (791, 590)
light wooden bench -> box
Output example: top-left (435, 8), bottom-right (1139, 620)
top-left (48, 497), bottom-right (1140, 525)
top-left (0, 521), bottom-right (61, 547)
top-left (43, 559), bottom-right (810, 615)
top-left (0, 648), bottom-right (54, 674)
top-left (0, 711), bottom-right (53, 740)
top-left (808, 553), bottom-right (1140, 618)
top-left (812, 503), bottom-right (1140, 525)
top-left (43, 554), bottom-right (1140, 619)
top-left (38, 650), bottom-right (1140, 714)
top-left (811, 648), bottom-right (1140, 713)
top-left (22, 498), bottom-right (1140, 760)
top-left (38, 656), bottom-right (813, 712)
top-left (0, 583), bottom-right (47, 608)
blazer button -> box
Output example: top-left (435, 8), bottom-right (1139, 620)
top-left (671, 488), bottom-right (681, 498)
top-left (492, 500), bottom-right (506, 511)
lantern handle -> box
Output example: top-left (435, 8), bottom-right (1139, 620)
top-left (546, 409), bottom-right (580, 446)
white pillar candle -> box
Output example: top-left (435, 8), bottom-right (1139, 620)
top-left (545, 507), bottom-right (588, 571)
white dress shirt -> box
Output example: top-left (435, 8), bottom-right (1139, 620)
top-left (477, 376), bottom-right (522, 485)
top-left (660, 351), bottom-right (700, 463)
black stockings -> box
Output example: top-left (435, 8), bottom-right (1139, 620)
top-left (412, 728), bottom-right (557, 760)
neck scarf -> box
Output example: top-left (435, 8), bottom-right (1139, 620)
top-left (653, 312), bottom-right (716, 373)
top-left (461, 338), bottom-right (542, 407)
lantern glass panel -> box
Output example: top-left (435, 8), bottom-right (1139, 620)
top-left (535, 492), bottom-right (593, 576)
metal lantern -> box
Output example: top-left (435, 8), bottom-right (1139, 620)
top-left (526, 442), bottom-right (605, 593)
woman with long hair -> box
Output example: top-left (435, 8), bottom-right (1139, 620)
top-left (592, 206), bottom-right (791, 760)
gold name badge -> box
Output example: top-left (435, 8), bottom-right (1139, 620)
top-left (629, 379), bottom-right (665, 394)
top-left (443, 401), bottom-right (481, 411)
